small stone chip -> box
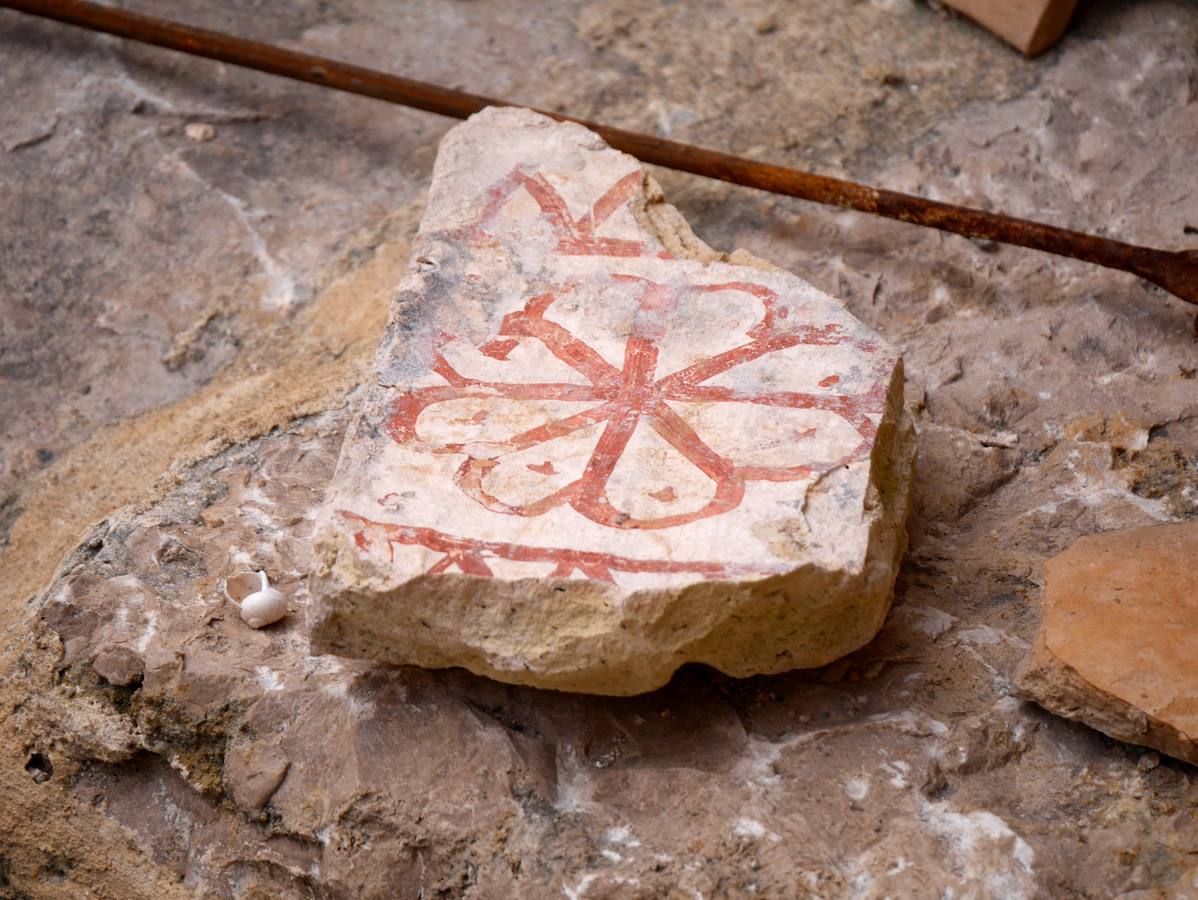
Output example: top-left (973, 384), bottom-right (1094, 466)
top-left (185, 122), bottom-right (216, 142)
top-left (754, 15), bottom-right (778, 34)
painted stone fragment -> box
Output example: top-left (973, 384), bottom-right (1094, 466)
top-left (309, 107), bottom-right (915, 694)
top-left (1018, 521), bottom-right (1198, 765)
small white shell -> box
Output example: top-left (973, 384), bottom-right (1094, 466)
top-left (224, 570), bottom-right (287, 629)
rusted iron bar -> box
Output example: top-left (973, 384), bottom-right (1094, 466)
top-left (3, 0), bottom-right (1195, 308)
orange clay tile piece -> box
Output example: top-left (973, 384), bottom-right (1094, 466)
top-left (1019, 521), bottom-right (1198, 764)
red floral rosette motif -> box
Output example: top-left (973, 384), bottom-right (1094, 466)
top-left (385, 273), bottom-right (887, 530)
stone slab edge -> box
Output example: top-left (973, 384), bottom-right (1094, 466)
top-left (1017, 635), bottom-right (1197, 765)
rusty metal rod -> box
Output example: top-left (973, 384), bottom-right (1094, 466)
top-left (3, 0), bottom-right (1195, 307)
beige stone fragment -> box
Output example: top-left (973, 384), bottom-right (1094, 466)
top-left (184, 122), bottom-right (216, 142)
top-left (1018, 522), bottom-right (1198, 765)
top-left (309, 107), bottom-right (915, 694)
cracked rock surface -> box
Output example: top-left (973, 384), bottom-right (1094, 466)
top-left (2, 1), bottom-right (1197, 897)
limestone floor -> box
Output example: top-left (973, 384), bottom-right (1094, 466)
top-left (1, 1), bottom-right (1196, 896)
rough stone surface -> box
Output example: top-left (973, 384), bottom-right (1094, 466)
top-left (3, 1), bottom-right (1198, 897)
top-left (1018, 522), bottom-right (1198, 765)
top-left (310, 108), bottom-right (914, 694)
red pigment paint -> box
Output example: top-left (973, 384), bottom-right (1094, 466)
top-left (364, 167), bottom-right (890, 577)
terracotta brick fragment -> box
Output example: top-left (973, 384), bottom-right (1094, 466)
top-left (1018, 521), bottom-right (1198, 765)
top-left (941, 0), bottom-right (1078, 56)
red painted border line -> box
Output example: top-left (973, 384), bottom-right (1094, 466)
top-left (341, 512), bottom-right (792, 582)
